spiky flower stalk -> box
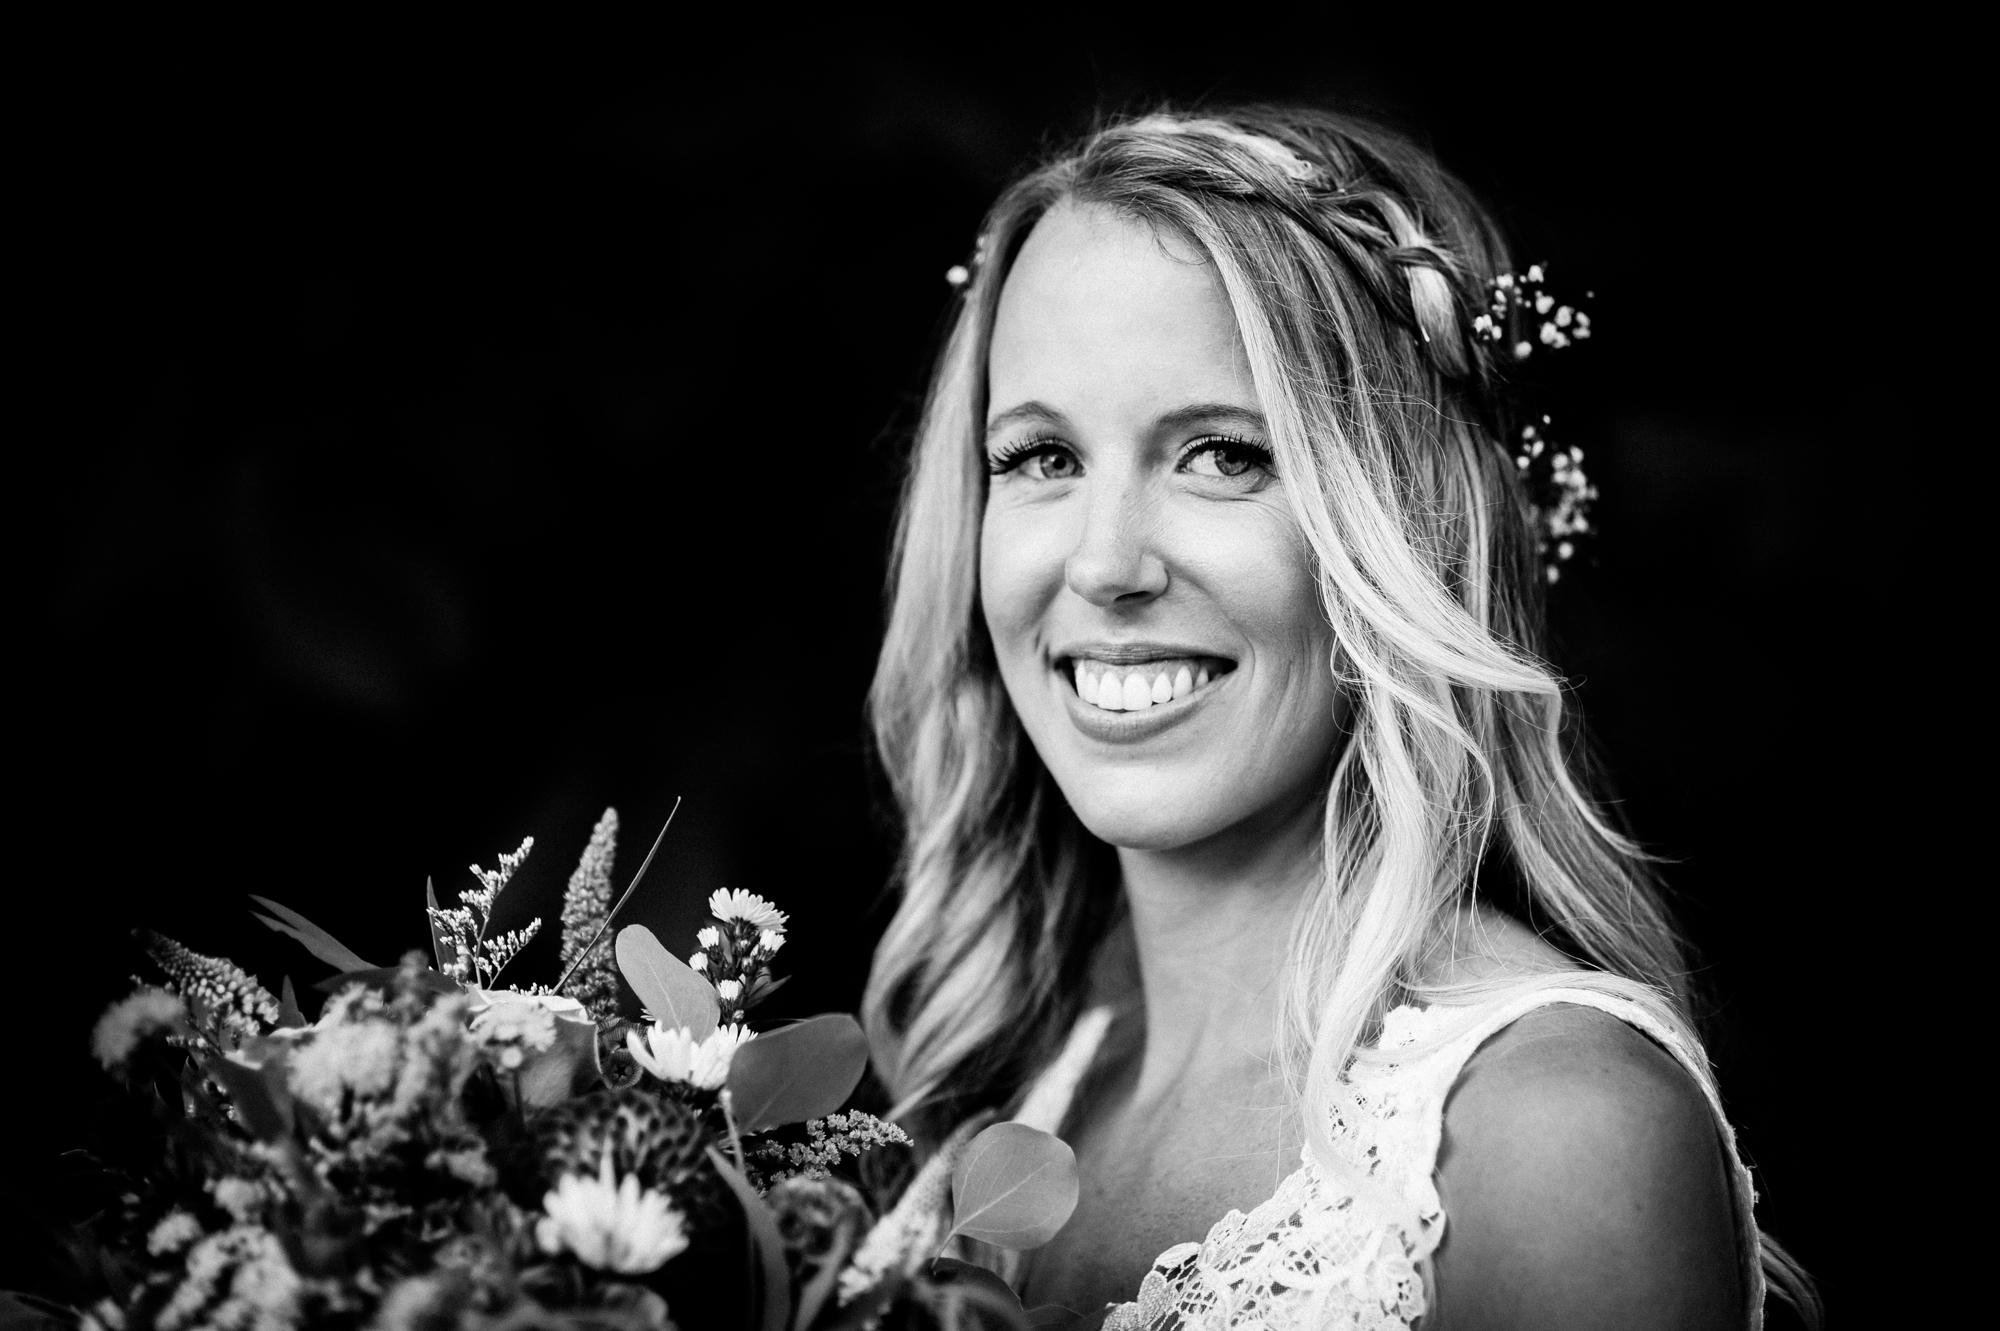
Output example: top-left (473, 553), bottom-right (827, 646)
top-left (559, 807), bottom-right (622, 1023)
top-left (140, 931), bottom-right (280, 1043)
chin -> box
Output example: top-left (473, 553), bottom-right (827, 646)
top-left (1053, 769), bottom-right (1244, 852)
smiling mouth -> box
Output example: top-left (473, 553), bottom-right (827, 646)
top-left (1059, 652), bottom-right (1237, 713)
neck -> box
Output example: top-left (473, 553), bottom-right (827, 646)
top-left (1110, 790), bottom-right (1324, 1104)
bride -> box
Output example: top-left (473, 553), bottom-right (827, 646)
top-left (860, 108), bottom-right (1816, 1329)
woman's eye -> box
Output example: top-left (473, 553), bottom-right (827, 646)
top-left (1028, 448), bottom-right (1081, 480)
top-left (989, 442), bottom-right (1081, 480)
top-left (1182, 438), bottom-right (1274, 480)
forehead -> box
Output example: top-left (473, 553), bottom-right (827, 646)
top-left (987, 200), bottom-right (1253, 420)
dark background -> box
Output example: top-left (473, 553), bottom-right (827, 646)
top-left (11, 17), bottom-right (1905, 1322)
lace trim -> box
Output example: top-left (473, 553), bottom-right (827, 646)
top-left (1099, 1004), bottom-right (1451, 1331)
top-left (1098, 981), bottom-right (1767, 1331)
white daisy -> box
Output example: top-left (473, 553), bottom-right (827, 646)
top-left (626, 1022), bottom-right (754, 1090)
top-left (707, 889), bottom-right (789, 932)
top-left (537, 1149), bottom-right (688, 1274)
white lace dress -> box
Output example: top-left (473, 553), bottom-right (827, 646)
top-left (1017, 978), bottom-right (1769, 1331)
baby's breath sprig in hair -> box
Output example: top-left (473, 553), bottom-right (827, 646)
top-left (1472, 266), bottom-right (1599, 581)
top-left (1472, 263), bottom-right (1592, 362)
top-left (1514, 419), bottom-right (1599, 583)
top-left (944, 231), bottom-right (992, 291)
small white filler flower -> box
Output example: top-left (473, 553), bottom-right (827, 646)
top-left (626, 1022), bottom-right (755, 1090)
top-left (537, 1149), bottom-right (689, 1275)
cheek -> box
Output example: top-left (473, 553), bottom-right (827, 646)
top-left (978, 503), bottom-right (1065, 657)
top-left (1193, 508), bottom-right (1333, 662)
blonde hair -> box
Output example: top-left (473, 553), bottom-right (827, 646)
top-left (864, 104), bottom-right (1815, 1318)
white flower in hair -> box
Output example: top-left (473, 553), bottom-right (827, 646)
top-left (696, 926), bottom-right (721, 948)
top-left (626, 1022), bottom-right (753, 1090)
top-left (717, 979), bottom-right (743, 1003)
top-left (759, 929), bottom-right (784, 956)
top-left (707, 889), bottom-right (788, 932)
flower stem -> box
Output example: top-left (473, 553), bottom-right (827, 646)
top-left (720, 1088), bottom-right (746, 1173)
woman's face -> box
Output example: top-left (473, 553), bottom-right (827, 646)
top-left (980, 201), bottom-right (1343, 852)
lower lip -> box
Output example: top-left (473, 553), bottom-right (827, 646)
top-left (1057, 668), bottom-right (1227, 742)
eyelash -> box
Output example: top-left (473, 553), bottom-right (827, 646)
top-left (984, 434), bottom-right (1276, 477)
top-left (1181, 433), bottom-right (1274, 475)
top-left (985, 435), bottom-right (1069, 476)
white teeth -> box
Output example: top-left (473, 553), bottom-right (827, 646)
top-left (1097, 672), bottom-right (1124, 710)
top-left (1072, 659), bottom-right (1225, 712)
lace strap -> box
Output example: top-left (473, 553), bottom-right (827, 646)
top-left (1013, 1004), bottom-right (1116, 1133)
top-left (1390, 975), bottom-right (1767, 1331)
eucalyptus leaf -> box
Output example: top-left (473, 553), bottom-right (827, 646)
top-left (706, 1146), bottom-right (792, 1331)
top-left (614, 925), bottom-right (718, 1040)
top-left (205, 1056), bottom-right (292, 1142)
top-left (724, 1012), bottom-right (869, 1135)
top-left (515, 1009), bottom-right (602, 1110)
top-left (248, 896), bottom-right (376, 973)
top-left (930, 1259), bottom-right (1032, 1330)
top-left (947, 1121), bottom-right (1079, 1250)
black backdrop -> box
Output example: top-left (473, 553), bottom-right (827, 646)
top-left (12, 18), bottom-right (1897, 1322)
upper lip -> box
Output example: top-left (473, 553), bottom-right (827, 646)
top-left (1052, 640), bottom-right (1235, 667)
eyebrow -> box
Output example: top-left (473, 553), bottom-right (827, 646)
top-left (983, 400), bottom-right (1268, 441)
top-left (1154, 403), bottom-right (1268, 434)
top-left (984, 400), bottom-right (1071, 441)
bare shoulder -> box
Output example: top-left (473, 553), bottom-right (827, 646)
top-left (1416, 900), bottom-right (1574, 988)
top-left (1424, 1004), bottom-right (1745, 1330)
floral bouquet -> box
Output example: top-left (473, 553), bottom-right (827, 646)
top-left (15, 808), bottom-right (1080, 1331)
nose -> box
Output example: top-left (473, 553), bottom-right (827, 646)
top-left (1064, 476), bottom-right (1168, 607)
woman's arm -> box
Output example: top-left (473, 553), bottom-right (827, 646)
top-left (1423, 1005), bottom-right (1745, 1330)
